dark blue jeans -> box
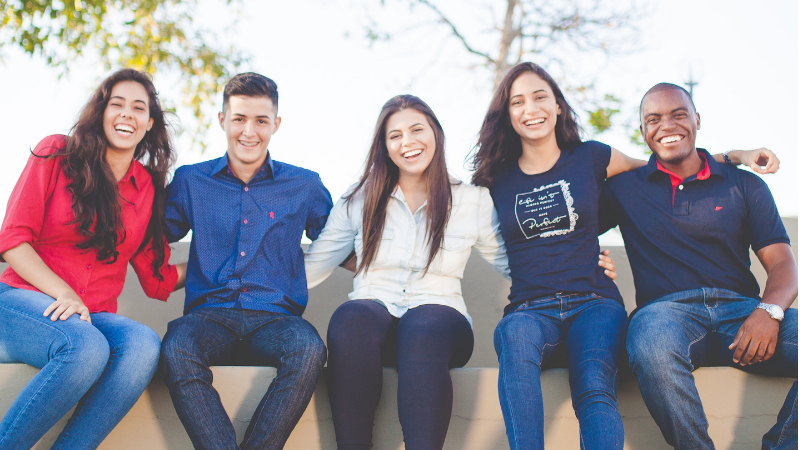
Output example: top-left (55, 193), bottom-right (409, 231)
top-left (0, 283), bottom-right (161, 450)
top-left (160, 307), bottom-right (326, 450)
top-left (494, 293), bottom-right (627, 450)
top-left (627, 288), bottom-right (798, 450)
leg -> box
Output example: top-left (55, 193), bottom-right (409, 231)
top-left (394, 304), bottom-right (473, 450)
top-left (564, 298), bottom-right (626, 450)
top-left (715, 304), bottom-right (798, 450)
top-left (493, 307), bottom-right (562, 450)
top-left (627, 299), bottom-right (714, 450)
top-left (51, 313), bottom-right (162, 449)
top-left (239, 312), bottom-right (327, 450)
top-left (160, 308), bottom-right (244, 450)
top-left (0, 284), bottom-right (109, 450)
top-left (327, 300), bottom-right (394, 450)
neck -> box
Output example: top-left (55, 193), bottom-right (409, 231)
top-left (397, 172), bottom-right (428, 213)
top-left (228, 152), bottom-right (267, 184)
top-left (106, 148), bottom-right (135, 182)
top-left (658, 149), bottom-right (703, 180)
top-left (518, 133), bottom-right (561, 175)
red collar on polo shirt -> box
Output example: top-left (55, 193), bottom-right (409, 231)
top-left (656, 152), bottom-right (711, 205)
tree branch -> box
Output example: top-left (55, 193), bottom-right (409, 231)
top-left (413, 0), bottom-right (495, 65)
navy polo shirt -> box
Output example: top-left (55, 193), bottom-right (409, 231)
top-left (490, 140), bottom-right (622, 313)
top-left (166, 153), bottom-right (333, 315)
top-left (600, 149), bottom-right (790, 308)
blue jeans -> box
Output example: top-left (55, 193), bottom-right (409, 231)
top-left (627, 288), bottom-right (798, 450)
top-left (494, 293), bottom-right (627, 450)
top-left (160, 307), bottom-right (326, 450)
top-left (0, 283), bottom-right (161, 450)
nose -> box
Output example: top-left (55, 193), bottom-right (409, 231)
top-left (242, 120), bottom-right (256, 136)
top-left (401, 132), bottom-right (416, 147)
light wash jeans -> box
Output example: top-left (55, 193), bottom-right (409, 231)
top-left (627, 288), bottom-right (798, 450)
top-left (0, 282), bottom-right (161, 450)
top-left (494, 292), bottom-right (627, 450)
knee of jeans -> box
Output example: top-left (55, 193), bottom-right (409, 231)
top-left (286, 325), bottom-right (327, 368)
top-left (57, 325), bottom-right (111, 378)
top-left (627, 321), bottom-right (685, 375)
top-left (493, 313), bottom-right (545, 365)
top-left (124, 324), bottom-right (162, 369)
top-left (159, 328), bottom-right (198, 371)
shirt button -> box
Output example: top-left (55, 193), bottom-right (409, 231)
top-left (242, 288), bottom-right (248, 293)
top-left (678, 185), bottom-right (684, 190)
top-left (243, 218), bottom-right (248, 224)
top-left (79, 289), bottom-right (85, 294)
top-left (240, 251), bottom-right (246, 257)
top-left (244, 187), bottom-right (249, 192)
top-left (86, 264), bottom-right (92, 269)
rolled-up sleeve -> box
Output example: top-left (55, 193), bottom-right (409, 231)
top-left (305, 175), bottom-right (334, 241)
top-left (304, 195), bottom-right (357, 289)
top-left (130, 238), bottom-right (179, 301)
top-left (0, 136), bottom-right (64, 261)
top-left (165, 167), bottom-right (192, 243)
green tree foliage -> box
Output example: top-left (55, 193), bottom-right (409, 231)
top-left (1, 0), bottom-right (247, 150)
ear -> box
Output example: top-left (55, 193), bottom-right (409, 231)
top-left (218, 111), bottom-right (225, 130)
top-left (146, 117), bottom-right (154, 132)
top-left (556, 103), bottom-right (562, 115)
top-left (273, 116), bottom-right (282, 134)
top-left (695, 112), bottom-right (701, 130)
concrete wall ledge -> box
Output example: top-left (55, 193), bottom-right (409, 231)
top-left (1, 364), bottom-right (792, 450)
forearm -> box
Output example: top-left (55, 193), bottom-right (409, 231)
top-left (173, 262), bottom-right (188, 291)
top-left (1, 243), bottom-right (77, 299)
top-left (761, 258), bottom-right (798, 311)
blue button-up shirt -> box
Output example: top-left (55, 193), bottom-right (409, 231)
top-left (165, 153), bottom-right (333, 315)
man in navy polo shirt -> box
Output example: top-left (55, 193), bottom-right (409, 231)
top-left (160, 73), bottom-right (333, 450)
top-left (601, 83), bottom-right (797, 450)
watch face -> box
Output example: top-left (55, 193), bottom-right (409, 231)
top-left (768, 304), bottom-right (785, 320)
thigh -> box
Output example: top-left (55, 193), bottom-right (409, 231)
top-left (162, 308), bottom-right (243, 367)
top-left (627, 299), bottom-right (712, 370)
top-left (90, 312), bottom-right (161, 361)
top-left (0, 284), bottom-right (104, 367)
top-left (566, 298), bottom-right (627, 371)
top-left (246, 313), bottom-right (325, 367)
top-left (494, 307), bottom-right (563, 367)
top-left (394, 304), bottom-right (474, 369)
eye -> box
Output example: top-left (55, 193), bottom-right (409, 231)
top-left (675, 113), bottom-right (687, 118)
top-left (259, 119), bottom-right (268, 124)
top-left (389, 134), bottom-right (400, 140)
top-left (536, 95), bottom-right (546, 100)
top-left (413, 128), bottom-right (423, 133)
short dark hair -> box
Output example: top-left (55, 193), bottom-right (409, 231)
top-left (222, 72), bottom-right (279, 114)
top-left (639, 82), bottom-right (696, 123)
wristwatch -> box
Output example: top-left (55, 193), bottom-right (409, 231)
top-left (756, 303), bottom-right (785, 322)
top-left (722, 150), bottom-right (735, 166)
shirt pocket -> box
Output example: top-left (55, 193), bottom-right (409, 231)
top-left (433, 234), bottom-right (469, 274)
top-left (375, 228), bottom-right (395, 265)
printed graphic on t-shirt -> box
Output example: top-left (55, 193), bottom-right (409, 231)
top-left (515, 180), bottom-right (578, 239)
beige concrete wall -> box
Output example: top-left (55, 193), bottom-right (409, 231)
top-left (0, 218), bottom-right (795, 449)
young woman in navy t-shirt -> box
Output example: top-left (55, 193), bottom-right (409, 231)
top-left (469, 62), bottom-right (778, 449)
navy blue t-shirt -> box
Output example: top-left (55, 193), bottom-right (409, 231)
top-left (490, 140), bottom-right (623, 312)
top-left (600, 149), bottom-right (790, 308)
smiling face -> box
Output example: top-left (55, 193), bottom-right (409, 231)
top-left (640, 88), bottom-right (701, 165)
top-left (508, 72), bottom-right (562, 145)
top-left (219, 95), bottom-right (281, 173)
top-left (102, 81), bottom-right (154, 155)
top-left (385, 108), bottom-right (437, 182)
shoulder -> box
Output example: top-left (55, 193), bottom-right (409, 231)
top-left (273, 160), bottom-right (323, 182)
top-left (452, 180), bottom-right (486, 198)
top-left (604, 164), bottom-right (645, 190)
top-left (575, 140), bottom-right (611, 154)
top-left (174, 157), bottom-right (222, 179)
top-left (31, 135), bottom-right (67, 157)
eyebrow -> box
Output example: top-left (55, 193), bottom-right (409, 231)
top-left (510, 89), bottom-right (546, 99)
top-left (644, 107), bottom-right (690, 118)
top-left (110, 95), bottom-right (147, 105)
top-left (388, 122), bottom-right (425, 134)
top-left (232, 113), bottom-right (272, 119)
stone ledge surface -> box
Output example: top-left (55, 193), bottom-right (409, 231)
top-left (0, 364), bottom-right (791, 450)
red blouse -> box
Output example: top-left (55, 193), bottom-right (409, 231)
top-left (0, 135), bottom-right (178, 313)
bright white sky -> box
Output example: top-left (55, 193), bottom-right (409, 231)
top-left (0, 0), bottom-right (797, 247)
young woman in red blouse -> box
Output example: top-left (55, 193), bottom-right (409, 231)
top-left (0, 69), bottom-right (186, 449)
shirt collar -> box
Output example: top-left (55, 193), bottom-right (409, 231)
top-left (119, 159), bottom-right (145, 190)
top-left (212, 152), bottom-right (275, 180)
top-left (646, 148), bottom-right (721, 182)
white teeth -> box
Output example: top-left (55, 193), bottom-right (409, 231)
top-left (115, 124), bottom-right (134, 133)
top-left (403, 149), bottom-right (422, 158)
top-left (525, 118), bottom-right (545, 126)
top-left (660, 135), bottom-right (682, 144)
top-left (239, 141), bottom-right (258, 146)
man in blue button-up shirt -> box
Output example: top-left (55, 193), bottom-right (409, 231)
top-left (160, 73), bottom-right (333, 450)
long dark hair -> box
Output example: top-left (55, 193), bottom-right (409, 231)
top-left (346, 95), bottom-right (455, 275)
top-left (44, 69), bottom-right (175, 279)
top-left (470, 62), bottom-right (582, 187)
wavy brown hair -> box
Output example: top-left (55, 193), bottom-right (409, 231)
top-left (41, 69), bottom-right (175, 279)
top-left (470, 62), bottom-right (582, 187)
top-left (346, 95), bottom-right (455, 275)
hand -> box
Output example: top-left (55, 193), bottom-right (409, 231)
top-left (737, 148), bottom-right (780, 174)
top-left (728, 309), bottom-right (779, 365)
top-left (43, 292), bottom-right (91, 323)
top-left (599, 250), bottom-right (617, 281)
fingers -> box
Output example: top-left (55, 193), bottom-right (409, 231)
top-left (751, 148), bottom-right (780, 174)
top-left (43, 298), bottom-right (89, 322)
top-left (729, 325), bottom-right (747, 362)
top-left (43, 300), bottom-right (59, 318)
top-left (599, 251), bottom-right (617, 280)
top-left (739, 338), bottom-right (766, 365)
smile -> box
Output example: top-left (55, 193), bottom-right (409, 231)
top-left (114, 124), bottom-right (134, 136)
top-left (239, 140), bottom-right (260, 148)
top-left (402, 149), bottom-right (423, 159)
top-left (524, 118), bottom-right (545, 126)
top-left (659, 135), bottom-right (684, 144)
